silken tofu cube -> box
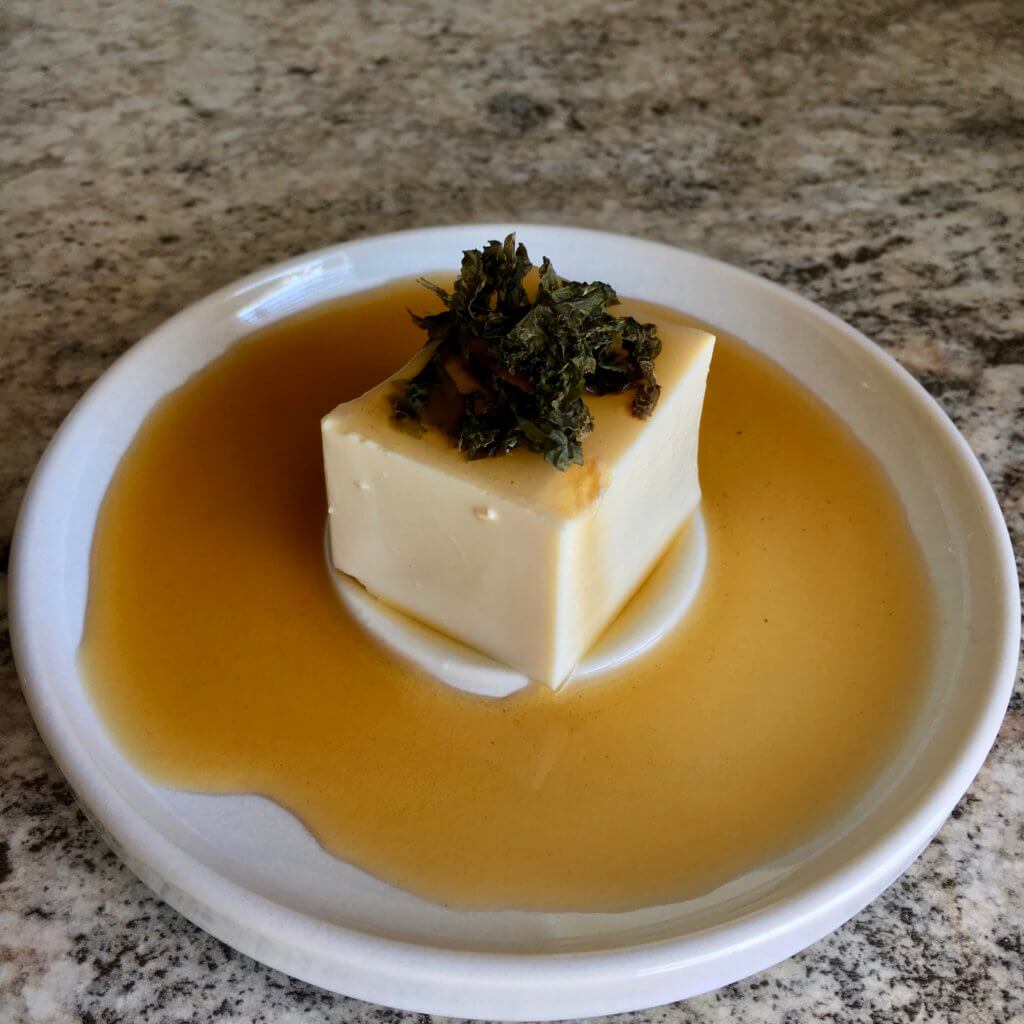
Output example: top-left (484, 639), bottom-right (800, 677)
top-left (322, 309), bottom-right (715, 688)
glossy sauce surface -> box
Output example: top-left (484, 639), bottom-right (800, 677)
top-left (80, 279), bottom-right (935, 911)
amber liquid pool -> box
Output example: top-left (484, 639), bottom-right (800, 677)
top-left (80, 279), bottom-right (935, 912)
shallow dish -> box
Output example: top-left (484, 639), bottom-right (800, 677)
top-left (10, 224), bottom-right (1019, 1020)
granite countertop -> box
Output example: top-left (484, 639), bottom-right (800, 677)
top-left (2, 0), bottom-right (1022, 1021)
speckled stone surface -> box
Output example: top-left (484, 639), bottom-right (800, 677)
top-left (2, 1), bottom-right (1022, 1021)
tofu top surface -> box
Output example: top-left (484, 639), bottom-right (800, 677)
top-left (321, 301), bottom-right (715, 523)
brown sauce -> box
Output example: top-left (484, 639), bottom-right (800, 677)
top-left (80, 279), bottom-right (935, 911)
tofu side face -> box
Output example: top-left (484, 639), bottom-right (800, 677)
top-left (562, 331), bottom-right (714, 662)
top-left (323, 425), bottom-right (565, 683)
top-left (322, 311), bottom-right (715, 687)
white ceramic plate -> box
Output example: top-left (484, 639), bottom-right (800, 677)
top-left (10, 225), bottom-right (1019, 1020)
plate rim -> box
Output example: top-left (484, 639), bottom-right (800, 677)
top-left (9, 222), bottom-right (1020, 1019)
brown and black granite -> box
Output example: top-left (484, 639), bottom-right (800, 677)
top-left (1, 1), bottom-right (1022, 1021)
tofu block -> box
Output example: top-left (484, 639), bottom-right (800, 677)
top-left (322, 306), bottom-right (715, 687)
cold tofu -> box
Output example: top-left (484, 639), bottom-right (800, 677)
top-left (322, 307), bottom-right (715, 687)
